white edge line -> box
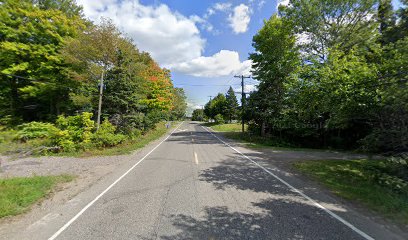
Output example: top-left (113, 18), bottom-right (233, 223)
top-left (201, 126), bottom-right (374, 240)
top-left (48, 121), bottom-right (184, 240)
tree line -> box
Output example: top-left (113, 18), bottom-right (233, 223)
top-left (0, 0), bottom-right (187, 134)
top-left (197, 0), bottom-right (407, 153)
top-left (192, 86), bottom-right (239, 123)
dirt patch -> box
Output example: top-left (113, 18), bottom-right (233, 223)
top-left (0, 149), bottom-right (142, 232)
top-left (0, 154), bottom-right (129, 179)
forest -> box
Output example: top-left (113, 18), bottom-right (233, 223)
top-left (198, 0), bottom-right (407, 154)
top-left (0, 0), bottom-right (187, 153)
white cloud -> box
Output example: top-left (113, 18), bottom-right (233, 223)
top-left (233, 84), bottom-right (258, 93)
top-left (77, 0), bottom-right (250, 78)
top-left (205, 2), bottom-right (232, 17)
top-left (214, 2), bottom-right (232, 11)
top-left (276, 0), bottom-right (290, 10)
top-left (258, 0), bottom-right (266, 10)
top-left (228, 4), bottom-right (251, 34)
top-left (190, 15), bottom-right (214, 32)
top-left (187, 102), bottom-right (203, 110)
top-left (76, 0), bottom-right (205, 68)
top-left (173, 50), bottom-right (252, 78)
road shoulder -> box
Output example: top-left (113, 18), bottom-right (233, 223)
top-left (0, 123), bottom-right (180, 240)
top-left (204, 124), bottom-right (408, 240)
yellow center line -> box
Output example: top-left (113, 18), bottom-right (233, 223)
top-left (194, 151), bottom-right (198, 165)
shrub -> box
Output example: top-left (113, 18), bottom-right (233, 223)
top-left (15, 122), bottom-right (59, 141)
top-left (91, 120), bottom-right (126, 148)
top-left (119, 113), bottom-right (146, 133)
top-left (214, 114), bottom-right (225, 124)
top-left (7, 112), bottom-right (133, 153)
top-left (144, 110), bottom-right (168, 130)
top-left (362, 156), bottom-right (408, 195)
top-left (127, 129), bottom-right (142, 140)
top-left (55, 112), bottom-right (95, 145)
top-left (0, 127), bottom-right (15, 144)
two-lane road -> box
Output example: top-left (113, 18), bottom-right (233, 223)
top-left (16, 122), bottom-right (406, 239)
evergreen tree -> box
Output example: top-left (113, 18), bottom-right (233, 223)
top-left (378, 0), bottom-right (397, 44)
top-left (395, 0), bottom-right (408, 40)
top-left (225, 86), bottom-right (239, 123)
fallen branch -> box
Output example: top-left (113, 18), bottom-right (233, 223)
top-left (19, 146), bottom-right (61, 157)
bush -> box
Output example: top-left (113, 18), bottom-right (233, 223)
top-left (0, 128), bottom-right (15, 144)
top-left (127, 128), bottom-right (142, 140)
top-left (144, 110), bottom-right (168, 130)
top-left (15, 122), bottom-right (59, 141)
top-left (118, 113), bottom-right (146, 133)
top-left (6, 112), bottom-right (132, 153)
top-left (214, 114), bottom-right (225, 124)
top-left (91, 120), bottom-right (126, 148)
top-left (56, 112), bottom-right (94, 144)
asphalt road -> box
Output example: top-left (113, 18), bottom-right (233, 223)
top-left (12, 122), bottom-right (406, 239)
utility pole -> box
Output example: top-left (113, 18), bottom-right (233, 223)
top-left (96, 70), bottom-right (104, 130)
top-left (207, 96), bottom-right (213, 122)
top-left (234, 75), bottom-right (251, 133)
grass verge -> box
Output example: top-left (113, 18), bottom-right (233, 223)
top-left (204, 123), bottom-right (246, 132)
top-left (293, 159), bottom-right (408, 225)
top-left (204, 123), bottom-right (318, 151)
top-left (0, 175), bottom-right (74, 218)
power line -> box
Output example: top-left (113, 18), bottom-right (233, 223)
top-left (1, 72), bottom-right (54, 83)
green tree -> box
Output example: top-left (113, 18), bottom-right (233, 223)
top-left (280, 0), bottom-right (378, 60)
top-left (32, 0), bottom-right (83, 17)
top-left (63, 19), bottom-right (147, 129)
top-left (0, 0), bottom-right (85, 122)
top-left (212, 93), bottom-right (228, 119)
top-left (378, 0), bottom-right (396, 44)
top-left (248, 14), bottom-right (299, 135)
top-left (203, 93), bottom-right (228, 121)
top-left (63, 18), bottom-right (179, 131)
top-left (394, 0), bottom-right (408, 40)
top-left (225, 86), bottom-right (239, 123)
top-left (170, 88), bottom-right (187, 120)
top-left (244, 0), bottom-right (407, 152)
top-left (204, 99), bottom-right (214, 120)
top-left (363, 37), bottom-right (408, 152)
top-left (191, 109), bottom-right (205, 121)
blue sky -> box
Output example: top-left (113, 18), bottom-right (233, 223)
top-left (77, 0), bottom-right (403, 113)
top-left (77, 0), bottom-right (281, 112)
top-left (167, 0), bottom-right (277, 110)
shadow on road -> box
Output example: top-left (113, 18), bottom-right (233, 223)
top-left (159, 152), bottom-right (359, 240)
top-left (167, 130), bottom-right (221, 145)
